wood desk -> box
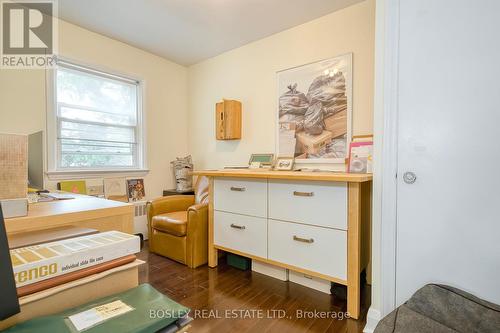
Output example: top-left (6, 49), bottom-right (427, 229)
top-left (193, 169), bottom-right (372, 320)
top-left (5, 196), bottom-right (134, 236)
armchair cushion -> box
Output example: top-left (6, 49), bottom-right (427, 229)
top-left (152, 211), bottom-right (188, 237)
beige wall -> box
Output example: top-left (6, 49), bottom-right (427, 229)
top-left (0, 19), bottom-right (189, 198)
top-left (187, 0), bottom-right (375, 169)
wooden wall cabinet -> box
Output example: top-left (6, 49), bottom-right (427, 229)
top-left (216, 99), bottom-right (241, 140)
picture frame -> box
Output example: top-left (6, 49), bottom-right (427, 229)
top-left (274, 157), bottom-right (295, 171)
top-left (126, 179), bottom-right (146, 202)
top-left (248, 153), bottom-right (275, 168)
top-left (276, 53), bottom-right (353, 170)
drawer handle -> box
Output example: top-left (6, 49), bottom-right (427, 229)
top-left (230, 224), bottom-right (246, 230)
top-left (230, 186), bottom-right (246, 192)
top-left (293, 191), bottom-right (314, 197)
top-left (293, 236), bottom-right (314, 244)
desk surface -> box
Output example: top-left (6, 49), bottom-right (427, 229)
top-left (5, 196), bottom-right (133, 235)
top-left (192, 169), bottom-right (372, 182)
top-left (10, 196), bottom-right (131, 221)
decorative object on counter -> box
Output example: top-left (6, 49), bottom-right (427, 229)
top-left (248, 153), bottom-right (274, 169)
top-left (85, 179), bottom-right (104, 198)
top-left (274, 157), bottom-right (295, 171)
top-left (127, 179), bottom-right (145, 202)
top-left (171, 155), bottom-right (193, 192)
top-left (162, 189), bottom-right (195, 196)
top-left (277, 54), bottom-right (352, 169)
top-left (348, 135), bottom-right (373, 174)
top-left (104, 178), bottom-right (128, 202)
top-left (57, 180), bottom-right (87, 194)
top-left (216, 99), bottom-right (242, 140)
top-left (0, 133), bottom-right (28, 200)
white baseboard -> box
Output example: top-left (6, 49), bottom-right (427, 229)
top-left (363, 307), bottom-right (382, 333)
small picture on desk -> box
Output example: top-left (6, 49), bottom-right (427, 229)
top-left (275, 157), bottom-right (295, 171)
top-left (104, 178), bottom-right (128, 202)
top-left (127, 179), bottom-right (145, 202)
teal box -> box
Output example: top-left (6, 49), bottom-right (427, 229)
top-left (227, 253), bottom-right (251, 270)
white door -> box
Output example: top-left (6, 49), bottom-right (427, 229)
top-left (396, 0), bottom-right (500, 305)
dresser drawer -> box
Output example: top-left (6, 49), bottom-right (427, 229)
top-left (268, 219), bottom-right (347, 280)
top-left (214, 178), bottom-right (267, 217)
top-left (214, 211), bottom-right (267, 258)
top-left (268, 180), bottom-right (347, 230)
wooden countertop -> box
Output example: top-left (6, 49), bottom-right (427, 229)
top-left (192, 169), bottom-right (372, 182)
top-left (6, 196), bottom-right (133, 229)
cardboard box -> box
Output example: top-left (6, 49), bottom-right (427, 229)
top-left (324, 109), bottom-right (347, 139)
top-left (252, 261), bottom-right (288, 281)
top-left (296, 130), bottom-right (333, 155)
top-left (289, 270), bottom-right (331, 294)
top-left (10, 231), bottom-right (140, 288)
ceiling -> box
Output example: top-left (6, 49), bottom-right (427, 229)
top-left (53, 0), bottom-right (364, 66)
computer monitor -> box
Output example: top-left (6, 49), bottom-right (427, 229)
top-left (0, 204), bottom-right (20, 320)
top-left (28, 131), bottom-right (44, 190)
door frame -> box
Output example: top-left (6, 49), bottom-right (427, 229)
top-left (366, 0), bottom-right (400, 330)
top-left (378, 0), bottom-right (400, 316)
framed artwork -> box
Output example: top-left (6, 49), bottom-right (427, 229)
top-left (103, 178), bottom-right (128, 202)
top-left (277, 53), bottom-right (352, 168)
top-left (127, 179), bottom-right (145, 202)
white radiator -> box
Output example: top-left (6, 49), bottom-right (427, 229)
top-left (133, 201), bottom-right (148, 240)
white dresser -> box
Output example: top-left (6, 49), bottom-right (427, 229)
top-left (193, 169), bottom-right (372, 319)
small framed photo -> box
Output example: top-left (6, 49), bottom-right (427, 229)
top-left (275, 157), bottom-right (295, 171)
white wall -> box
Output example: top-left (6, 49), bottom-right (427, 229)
top-left (187, 0), bottom-right (375, 169)
top-left (0, 19), bottom-right (189, 199)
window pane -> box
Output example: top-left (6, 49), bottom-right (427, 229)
top-left (61, 139), bottom-right (133, 155)
top-left (57, 67), bottom-right (137, 119)
top-left (59, 106), bottom-right (136, 126)
top-left (55, 62), bottom-right (140, 170)
top-left (60, 153), bottom-right (134, 168)
top-left (60, 120), bottom-right (135, 144)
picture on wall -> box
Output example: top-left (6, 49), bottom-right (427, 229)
top-left (277, 54), bottom-right (352, 165)
top-left (127, 179), bottom-right (145, 202)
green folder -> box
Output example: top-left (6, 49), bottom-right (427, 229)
top-left (3, 284), bottom-right (190, 333)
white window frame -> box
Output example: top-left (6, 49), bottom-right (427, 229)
top-left (46, 58), bottom-right (148, 180)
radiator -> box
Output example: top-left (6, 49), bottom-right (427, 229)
top-left (133, 201), bottom-right (148, 240)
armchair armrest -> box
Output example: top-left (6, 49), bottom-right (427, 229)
top-left (186, 202), bottom-right (209, 268)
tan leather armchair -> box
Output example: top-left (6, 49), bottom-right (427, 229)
top-left (147, 177), bottom-right (209, 268)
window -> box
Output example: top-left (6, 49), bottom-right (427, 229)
top-left (50, 60), bottom-right (145, 174)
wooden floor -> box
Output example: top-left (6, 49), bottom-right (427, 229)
top-left (138, 242), bottom-right (370, 333)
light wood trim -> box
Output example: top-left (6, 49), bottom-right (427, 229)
top-left (208, 178), bottom-right (218, 267)
top-left (214, 245), bottom-right (347, 285)
top-left (347, 182), bottom-right (362, 319)
top-left (192, 170), bottom-right (372, 182)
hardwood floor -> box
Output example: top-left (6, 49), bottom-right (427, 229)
top-left (138, 242), bottom-right (370, 333)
